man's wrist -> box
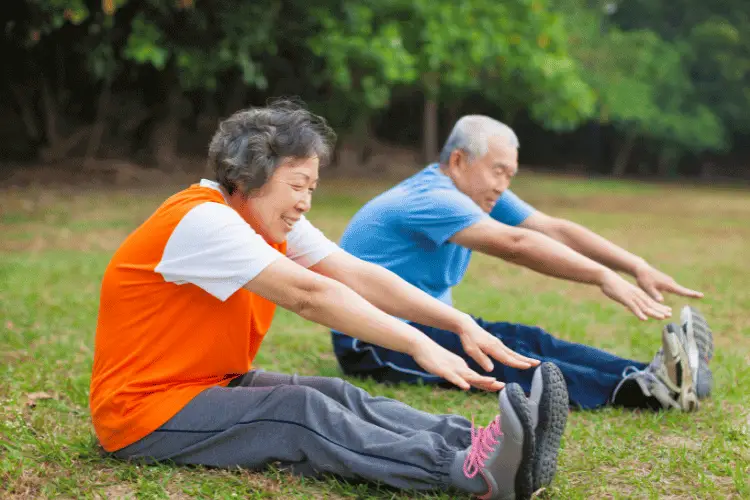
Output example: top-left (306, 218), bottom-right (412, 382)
top-left (593, 266), bottom-right (617, 286)
top-left (630, 258), bottom-right (650, 277)
top-left (453, 312), bottom-right (476, 337)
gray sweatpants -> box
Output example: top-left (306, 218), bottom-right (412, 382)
top-left (114, 370), bottom-right (475, 492)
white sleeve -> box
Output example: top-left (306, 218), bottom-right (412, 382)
top-left (155, 202), bottom-right (283, 301)
top-left (285, 214), bottom-right (341, 268)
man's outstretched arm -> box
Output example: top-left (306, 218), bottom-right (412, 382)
top-left (519, 212), bottom-right (703, 302)
top-left (309, 250), bottom-right (539, 373)
top-left (449, 218), bottom-right (673, 321)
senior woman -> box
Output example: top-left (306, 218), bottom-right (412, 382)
top-left (89, 100), bottom-right (568, 500)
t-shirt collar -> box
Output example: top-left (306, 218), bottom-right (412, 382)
top-left (199, 179), bottom-right (230, 204)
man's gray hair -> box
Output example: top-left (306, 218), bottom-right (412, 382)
top-left (439, 115), bottom-right (519, 165)
top-left (208, 99), bottom-right (337, 196)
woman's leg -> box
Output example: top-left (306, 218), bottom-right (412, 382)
top-left (230, 370), bottom-right (472, 450)
top-left (114, 379), bottom-right (470, 492)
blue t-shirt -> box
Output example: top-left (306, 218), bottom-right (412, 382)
top-left (336, 163), bottom-right (535, 335)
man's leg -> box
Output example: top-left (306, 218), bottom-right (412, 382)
top-left (229, 370), bottom-right (472, 450)
top-left (113, 376), bottom-right (476, 492)
top-left (334, 318), bottom-right (647, 410)
top-left (474, 318), bottom-right (647, 409)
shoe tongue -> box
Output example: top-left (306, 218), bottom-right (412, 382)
top-left (648, 349), bottom-right (664, 372)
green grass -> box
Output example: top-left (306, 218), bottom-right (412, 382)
top-left (1, 171), bottom-right (749, 499)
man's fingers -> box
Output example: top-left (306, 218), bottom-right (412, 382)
top-left (635, 289), bottom-right (671, 318)
top-left (626, 298), bottom-right (648, 320)
top-left (666, 282), bottom-right (704, 298)
top-left (463, 371), bottom-right (504, 391)
top-left (643, 282), bottom-right (664, 302)
top-left (500, 343), bottom-right (540, 367)
top-left (642, 303), bottom-right (668, 319)
top-left (637, 295), bottom-right (670, 319)
top-left (444, 371), bottom-right (471, 391)
top-left (489, 343), bottom-right (535, 369)
top-left (467, 346), bottom-right (494, 372)
top-left (642, 301), bottom-right (669, 320)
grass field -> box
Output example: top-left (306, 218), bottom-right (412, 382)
top-left (1, 171), bottom-right (749, 499)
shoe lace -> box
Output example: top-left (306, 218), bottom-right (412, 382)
top-left (612, 365), bottom-right (680, 409)
top-left (462, 416), bottom-right (503, 478)
top-left (617, 365), bottom-right (660, 397)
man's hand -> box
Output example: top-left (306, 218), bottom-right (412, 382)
top-left (455, 316), bottom-right (539, 373)
top-left (600, 270), bottom-right (673, 320)
top-left (410, 337), bottom-right (506, 391)
top-left (634, 262), bottom-right (704, 303)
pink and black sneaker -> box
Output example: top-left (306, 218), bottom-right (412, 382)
top-left (462, 383), bottom-right (535, 500)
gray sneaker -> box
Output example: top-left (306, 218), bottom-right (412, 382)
top-left (681, 305), bottom-right (714, 399)
top-left (527, 362), bottom-right (569, 492)
top-left (611, 323), bottom-right (698, 412)
top-left (462, 383), bottom-right (535, 500)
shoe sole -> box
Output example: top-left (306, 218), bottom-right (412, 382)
top-left (682, 306), bottom-right (713, 363)
top-left (664, 324), bottom-right (699, 412)
top-left (505, 384), bottom-right (536, 500)
top-left (532, 363), bottom-right (569, 492)
top-left (681, 306), bottom-right (714, 399)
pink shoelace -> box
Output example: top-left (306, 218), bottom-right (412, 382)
top-left (463, 415), bottom-right (503, 479)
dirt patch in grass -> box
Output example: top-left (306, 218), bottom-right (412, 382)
top-left (93, 484), bottom-right (136, 499)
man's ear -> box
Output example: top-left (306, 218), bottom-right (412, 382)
top-left (448, 149), bottom-right (468, 173)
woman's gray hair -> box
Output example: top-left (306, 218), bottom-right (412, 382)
top-left (439, 115), bottom-right (519, 165)
top-left (208, 99), bottom-right (337, 196)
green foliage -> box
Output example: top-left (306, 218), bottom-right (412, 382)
top-left (311, 0), bottom-right (596, 130)
top-left (686, 17), bottom-right (750, 133)
top-left (612, 0), bottom-right (750, 136)
top-left (309, 3), bottom-right (416, 110)
top-left (123, 13), bottom-right (169, 70)
top-left (32, 0), bottom-right (90, 32)
top-left (8, 0), bottom-right (750, 169)
top-left (119, 2), bottom-right (278, 90)
top-left (558, 0), bottom-right (727, 154)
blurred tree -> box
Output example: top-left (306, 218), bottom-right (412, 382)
top-left (555, 0), bottom-right (727, 175)
top-left (3, 0), bottom-right (747, 178)
top-left (610, 0), bottom-right (749, 175)
top-left (6, 0), bottom-right (279, 167)
top-left (311, 0), bottom-right (596, 163)
top-left (3, 0), bottom-right (94, 161)
top-left (117, 0), bottom-right (279, 168)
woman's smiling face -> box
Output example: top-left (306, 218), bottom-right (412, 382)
top-left (233, 157), bottom-right (319, 243)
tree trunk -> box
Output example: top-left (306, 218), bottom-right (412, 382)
top-left (422, 73), bottom-right (439, 164)
top-left (38, 71), bottom-right (93, 162)
top-left (446, 101), bottom-right (461, 132)
top-left (83, 79), bottom-right (113, 169)
top-left (657, 147), bottom-right (678, 177)
top-left (224, 76), bottom-right (248, 116)
top-left (150, 89), bottom-right (183, 170)
top-left (10, 84), bottom-right (40, 143)
top-left (700, 161), bottom-right (716, 180)
top-left (334, 115), bottom-right (372, 172)
top-left (56, 44), bottom-right (68, 107)
top-left (39, 127), bottom-right (92, 163)
top-left (40, 73), bottom-right (59, 147)
top-left (612, 130), bottom-right (637, 176)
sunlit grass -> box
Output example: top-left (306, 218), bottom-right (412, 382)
top-left (1, 172), bottom-right (748, 498)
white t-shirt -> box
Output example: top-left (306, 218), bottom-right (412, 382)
top-left (154, 179), bottom-right (340, 301)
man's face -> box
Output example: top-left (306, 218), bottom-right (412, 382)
top-left (235, 157), bottom-right (319, 243)
top-left (446, 136), bottom-right (519, 213)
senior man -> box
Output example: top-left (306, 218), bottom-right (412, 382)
top-left (332, 115), bottom-right (714, 412)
